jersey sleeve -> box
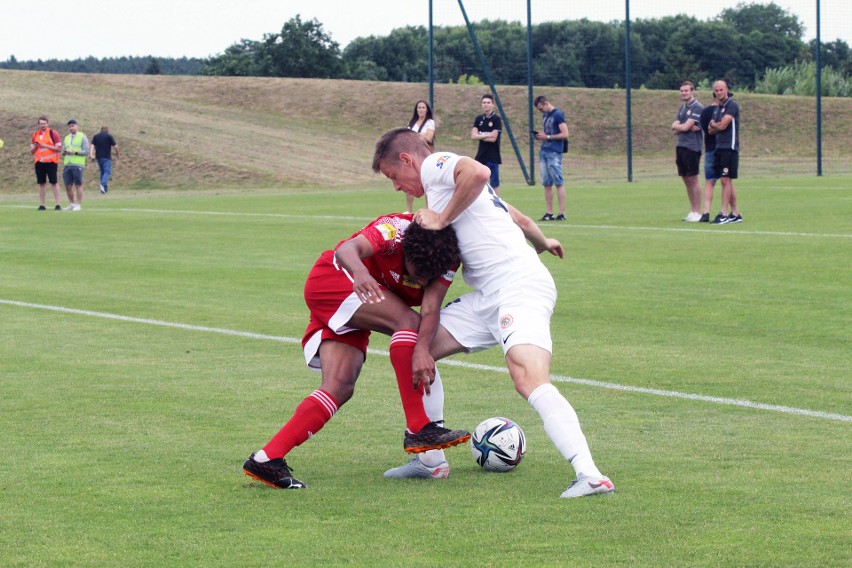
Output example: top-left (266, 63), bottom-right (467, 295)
top-left (359, 215), bottom-right (410, 257)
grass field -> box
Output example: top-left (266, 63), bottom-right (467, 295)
top-left (1, 177), bottom-right (850, 567)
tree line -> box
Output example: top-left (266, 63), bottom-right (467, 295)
top-left (3, 3), bottom-right (850, 94)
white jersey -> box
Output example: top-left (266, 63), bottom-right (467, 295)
top-left (420, 152), bottom-right (550, 295)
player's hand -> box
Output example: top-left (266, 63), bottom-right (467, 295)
top-left (413, 208), bottom-right (443, 230)
top-left (412, 347), bottom-right (437, 395)
top-left (536, 238), bottom-right (564, 259)
top-left (352, 273), bottom-right (385, 304)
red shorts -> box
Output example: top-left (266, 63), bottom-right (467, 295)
top-left (301, 251), bottom-right (371, 369)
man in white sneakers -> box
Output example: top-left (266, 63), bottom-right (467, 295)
top-left (671, 81), bottom-right (704, 222)
top-left (373, 128), bottom-right (614, 498)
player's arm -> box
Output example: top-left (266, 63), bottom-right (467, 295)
top-left (411, 279), bottom-right (451, 393)
top-left (508, 204), bottom-right (564, 258)
top-left (416, 157), bottom-right (490, 230)
top-left (333, 234), bottom-right (386, 304)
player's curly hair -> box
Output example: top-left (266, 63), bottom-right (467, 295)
top-left (402, 221), bottom-right (460, 281)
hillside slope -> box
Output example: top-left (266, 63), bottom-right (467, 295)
top-left (1, 70), bottom-right (850, 192)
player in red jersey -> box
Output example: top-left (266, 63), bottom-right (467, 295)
top-left (243, 214), bottom-right (469, 489)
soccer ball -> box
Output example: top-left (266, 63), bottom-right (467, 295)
top-left (470, 417), bottom-right (525, 472)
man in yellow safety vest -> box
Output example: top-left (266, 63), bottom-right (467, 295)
top-left (62, 119), bottom-right (90, 211)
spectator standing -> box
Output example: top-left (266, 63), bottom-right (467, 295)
top-left (471, 93), bottom-right (502, 196)
top-left (709, 81), bottom-right (743, 224)
top-left (89, 126), bottom-right (120, 194)
top-left (698, 93), bottom-right (720, 222)
top-left (30, 115), bottom-right (63, 211)
top-left (404, 100), bottom-right (436, 213)
top-left (62, 119), bottom-right (89, 211)
top-left (671, 81), bottom-right (704, 222)
top-left (533, 95), bottom-right (569, 221)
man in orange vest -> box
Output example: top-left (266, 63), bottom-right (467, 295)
top-left (30, 115), bottom-right (63, 211)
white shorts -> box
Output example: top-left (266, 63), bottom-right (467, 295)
top-left (439, 272), bottom-right (556, 355)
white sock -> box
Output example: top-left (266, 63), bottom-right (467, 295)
top-left (423, 368), bottom-right (445, 423)
top-left (527, 383), bottom-right (602, 479)
top-left (419, 369), bottom-right (447, 467)
top-left (253, 449), bottom-right (270, 463)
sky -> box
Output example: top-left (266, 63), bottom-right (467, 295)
top-left (2, 0), bottom-right (849, 62)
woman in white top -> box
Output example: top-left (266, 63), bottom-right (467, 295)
top-left (404, 99), bottom-right (436, 212)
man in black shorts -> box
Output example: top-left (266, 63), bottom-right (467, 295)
top-left (29, 115), bottom-right (63, 211)
top-left (671, 81), bottom-right (703, 222)
top-left (709, 80), bottom-right (743, 224)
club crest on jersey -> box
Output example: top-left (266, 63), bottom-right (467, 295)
top-left (377, 223), bottom-right (397, 241)
top-left (500, 314), bottom-right (514, 329)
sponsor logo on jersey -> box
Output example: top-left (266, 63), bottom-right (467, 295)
top-left (402, 275), bottom-right (423, 289)
top-left (377, 223), bottom-right (397, 241)
top-left (435, 155), bottom-right (452, 169)
top-left (390, 270), bottom-right (401, 283)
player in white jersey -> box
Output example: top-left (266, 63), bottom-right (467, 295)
top-left (372, 128), bottom-right (614, 498)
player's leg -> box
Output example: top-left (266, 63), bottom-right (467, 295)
top-left (243, 339), bottom-right (363, 489)
top-left (383, 367), bottom-right (452, 479)
top-left (499, 278), bottom-right (613, 498)
top-left (385, 316), bottom-right (472, 479)
top-left (348, 295), bottom-right (469, 452)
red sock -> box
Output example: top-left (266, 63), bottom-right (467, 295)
top-left (390, 330), bottom-right (430, 433)
top-left (262, 390), bottom-right (338, 459)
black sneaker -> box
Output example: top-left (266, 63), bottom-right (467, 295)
top-left (699, 213), bottom-right (710, 223)
top-left (540, 213), bottom-right (555, 221)
top-left (37, 205), bottom-right (46, 211)
top-left (54, 205), bottom-right (62, 211)
top-left (404, 421), bottom-right (471, 454)
top-left (555, 214), bottom-right (566, 221)
top-left (243, 453), bottom-right (306, 489)
top-left (710, 212), bottom-right (729, 225)
top-left (727, 214), bottom-right (743, 223)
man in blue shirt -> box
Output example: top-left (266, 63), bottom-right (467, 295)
top-left (534, 95), bottom-right (569, 221)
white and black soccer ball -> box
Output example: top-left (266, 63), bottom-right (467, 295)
top-left (471, 417), bottom-right (525, 472)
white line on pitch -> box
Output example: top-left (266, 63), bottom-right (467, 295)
top-left (3, 298), bottom-right (850, 424)
top-left (2, 205), bottom-right (851, 238)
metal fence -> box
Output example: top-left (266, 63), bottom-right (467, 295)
top-left (420, 0), bottom-right (851, 182)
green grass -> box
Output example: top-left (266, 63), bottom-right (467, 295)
top-left (0, 178), bottom-right (850, 567)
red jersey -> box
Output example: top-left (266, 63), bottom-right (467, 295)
top-left (332, 213), bottom-right (456, 307)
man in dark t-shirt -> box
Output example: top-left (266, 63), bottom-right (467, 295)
top-left (471, 94), bottom-right (502, 195)
top-left (89, 126), bottom-right (121, 194)
top-left (708, 81), bottom-right (743, 224)
top-left (698, 97), bottom-right (719, 222)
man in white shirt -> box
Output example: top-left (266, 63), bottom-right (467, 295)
top-left (372, 128), bottom-right (614, 498)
